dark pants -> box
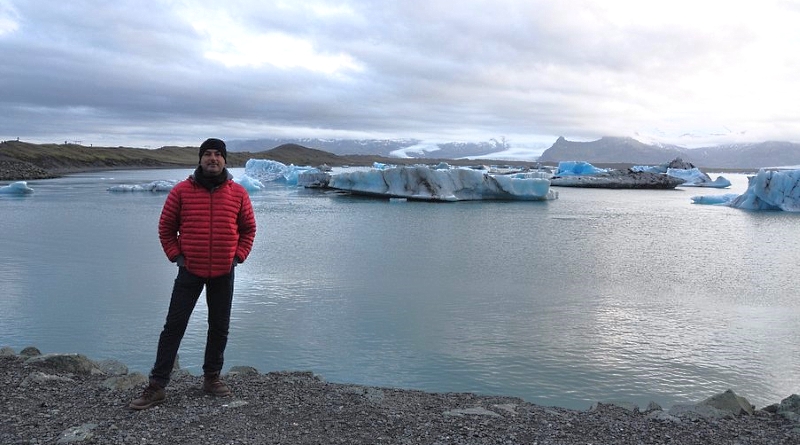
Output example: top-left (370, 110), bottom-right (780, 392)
top-left (149, 266), bottom-right (235, 387)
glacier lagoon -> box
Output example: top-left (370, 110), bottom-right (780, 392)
top-left (0, 168), bottom-right (798, 410)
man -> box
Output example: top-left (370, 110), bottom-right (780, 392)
top-left (130, 138), bottom-right (257, 410)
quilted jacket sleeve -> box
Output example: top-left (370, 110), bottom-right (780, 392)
top-left (158, 183), bottom-right (183, 262)
top-left (234, 188), bottom-right (257, 263)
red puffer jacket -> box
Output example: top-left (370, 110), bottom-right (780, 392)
top-left (159, 176), bottom-right (256, 278)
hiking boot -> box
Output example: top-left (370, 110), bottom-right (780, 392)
top-left (129, 383), bottom-right (165, 410)
top-left (203, 372), bottom-right (232, 397)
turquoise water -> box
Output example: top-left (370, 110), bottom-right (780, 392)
top-left (1, 169), bottom-right (798, 410)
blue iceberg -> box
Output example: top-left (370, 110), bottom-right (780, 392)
top-left (244, 159), bottom-right (320, 186)
top-left (555, 161), bottom-right (608, 176)
top-left (692, 169), bottom-right (800, 211)
top-left (236, 175), bottom-right (266, 192)
top-left (0, 181), bottom-right (34, 195)
top-left (632, 158), bottom-right (731, 188)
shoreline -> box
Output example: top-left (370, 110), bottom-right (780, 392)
top-left (2, 347), bottom-right (798, 444)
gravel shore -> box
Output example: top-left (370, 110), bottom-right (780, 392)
top-left (1, 350), bottom-right (798, 445)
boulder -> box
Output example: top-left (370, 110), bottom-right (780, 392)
top-left (19, 346), bottom-right (42, 357)
top-left (101, 372), bottom-right (148, 391)
top-left (94, 359), bottom-right (128, 376)
top-left (25, 353), bottom-right (102, 375)
top-left (228, 365), bottom-right (260, 377)
top-left (699, 389), bottom-right (755, 416)
top-left (20, 371), bottom-right (75, 387)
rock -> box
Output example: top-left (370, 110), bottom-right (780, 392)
top-left (590, 401), bottom-right (639, 413)
top-left (0, 159), bottom-right (57, 181)
top-left (667, 157), bottom-right (696, 170)
top-left (645, 401), bottom-right (663, 413)
top-left (25, 353), bottom-right (102, 375)
top-left (668, 403), bottom-right (733, 419)
top-left (57, 423), bottom-right (98, 444)
top-left (101, 372), bottom-right (148, 390)
top-left (778, 394), bottom-right (800, 413)
top-left (94, 358), bottom-right (128, 376)
top-left (20, 371), bottom-right (76, 386)
top-left (775, 394), bottom-right (800, 421)
top-left (666, 390), bottom-right (756, 420)
top-left (551, 169), bottom-right (685, 189)
top-left (228, 365), bottom-right (259, 376)
top-left (19, 346), bottom-right (42, 357)
top-left (647, 410), bottom-right (681, 423)
top-left (0, 346), bottom-right (15, 356)
top-left (699, 389), bottom-right (755, 416)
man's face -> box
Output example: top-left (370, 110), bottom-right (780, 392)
top-left (200, 149), bottom-right (226, 175)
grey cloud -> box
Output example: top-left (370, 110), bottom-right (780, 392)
top-left (1, 0), bottom-right (798, 148)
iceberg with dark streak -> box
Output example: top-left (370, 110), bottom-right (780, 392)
top-left (692, 169), bottom-right (800, 211)
top-left (328, 165), bottom-right (557, 202)
top-left (633, 158), bottom-right (731, 188)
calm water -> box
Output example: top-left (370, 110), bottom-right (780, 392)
top-left (1, 168), bottom-right (798, 410)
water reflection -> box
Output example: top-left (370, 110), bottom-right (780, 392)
top-left (0, 171), bottom-right (798, 410)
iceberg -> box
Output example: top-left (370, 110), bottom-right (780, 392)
top-left (108, 177), bottom-right (264, 193)
top-left (236, 175), bottom-right (266, 192)
top-left (327, 165), bottom-right (557, 202)
top-left (555, 161), bottom-right (608, 176)
top-left (632, 158), bottom-right (731, 188)
top-left (107, 180), bottom-right (177, 192)
top-left (244, 159), bottom-right (320, 186)
top-left (0, 181), bottom-right (34, 195)
top-left (689, 194), bottom-right (740, 206)
top-left (692, 169), bottom-right (800, 211)
top-left (666, 168), bottom-right (731, 188)
top-left (550, 161), bottom-right (684, 189)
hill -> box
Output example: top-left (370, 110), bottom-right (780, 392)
top-left (0, 141), bottom-right (538, 181)
top-left (226, 137), bottom-right (502, 158)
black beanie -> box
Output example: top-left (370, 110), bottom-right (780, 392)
top-left (199, 138), bottom-right (227, 162)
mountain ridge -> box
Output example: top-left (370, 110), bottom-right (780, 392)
top-left (230, 136), bottom-right (800, 169)
top-left (538, 136), bottom-right (800, 169)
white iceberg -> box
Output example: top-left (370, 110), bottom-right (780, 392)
top-left (328, 165), bottom-right (557, 202)
top-left (0, 181), bottom-right (34, 195)
top-left (692, 169), bottom-right (800, 211)
top-left (666, 167), bottom-right (731, 188)
top-left (689, 194), bottom-right (740, 206)
top-left (108, 176), bottom-right (264, 193)
top-left (107, 180), bottom-right (177, 192)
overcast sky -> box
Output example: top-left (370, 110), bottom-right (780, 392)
top-left (2, 0), bottom-right (799, 153)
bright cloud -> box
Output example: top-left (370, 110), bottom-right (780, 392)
top-left (0, 0), bottom-right (19, 36)
top-left (192, 16), bottom-right (362, 74)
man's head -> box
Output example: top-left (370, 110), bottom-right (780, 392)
top-left (198, 138), bottom-right (227, 175)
